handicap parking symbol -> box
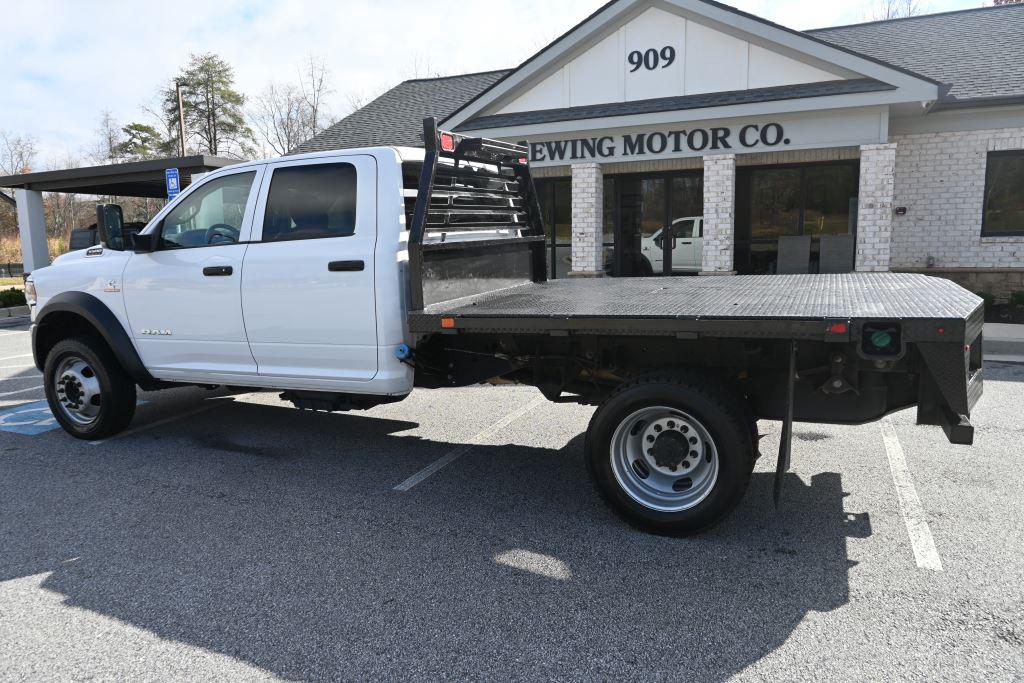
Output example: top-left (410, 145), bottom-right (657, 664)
top-left (0, 400), bottom-right (60, 435)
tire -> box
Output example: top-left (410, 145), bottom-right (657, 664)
top-left (44, 336), bottom-right (137, 440)
top-left (638, 257), bottom-right (655, 277)
top-left (584, 372), bottom-right (754, 536)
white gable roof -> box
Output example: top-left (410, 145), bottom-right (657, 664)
top-left (444, 0), bottom-right (939, 130)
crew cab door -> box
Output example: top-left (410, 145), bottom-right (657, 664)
top-left (122, 166), bottom-right (264, 376)
top-left (670, 218), bottom-right (700, 271)
top-left (241, 155), bottom-right (378, 381)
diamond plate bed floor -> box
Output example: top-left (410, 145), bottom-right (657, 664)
top-left (413, 273), bottom-right (982, 322)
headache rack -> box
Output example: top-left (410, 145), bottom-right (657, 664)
top-left (406, 117), bottom-right (547, 311)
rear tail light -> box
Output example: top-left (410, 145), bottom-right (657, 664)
top-left (439, 132), bottom-right (456, 153)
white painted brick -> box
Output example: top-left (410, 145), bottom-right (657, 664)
top-left (890, 127), bottom-right (1024, 269)
top-left (570, 163), bottom-right (603, 274)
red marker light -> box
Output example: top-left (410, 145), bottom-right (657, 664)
top-left (439, 132), bottom-right (456, 152)
top-left (937, 327), bottom-right (945, 335)
top-left (518, 156), bottom-right (528, 164)
top-left (829, 322), bottom-right (848, 334)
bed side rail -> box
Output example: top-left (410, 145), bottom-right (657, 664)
top-left (406, 117), bottom-right (547, 312)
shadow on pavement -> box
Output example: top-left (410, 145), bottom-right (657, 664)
top-left (0, 401), bottom-right (871, 680)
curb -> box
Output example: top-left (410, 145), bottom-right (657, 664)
top-left (0, 305), bottom-right (29, 319)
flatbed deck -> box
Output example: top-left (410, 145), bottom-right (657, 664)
top-left (408, 273), bottom-right (983, 341)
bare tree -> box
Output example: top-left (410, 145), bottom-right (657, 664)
top-left (0, 131), bottom-right (39, 249)
top-left (299, 55), bottom-right (335, 138)
top-left (869, 0), bottom-right (926, 20)
top-left (87, 110), bottom-right (125, 164)
top-left (250, 55), bottom-right (340, 155)
top-left (0, 130), bottom-right (38, 176)
top-left (250, 82), bottom-right (309, 156)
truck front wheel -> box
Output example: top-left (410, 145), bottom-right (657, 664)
top-left (585, 373), bottom-right (754, 535)
top-left (44, 337), bottom-right (137, 440)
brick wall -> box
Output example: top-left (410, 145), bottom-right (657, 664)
top-left (890, 127), bottom-right (1024, 270)
top-left (856, 143), bottom-right (897, 272)
top-left (701, 154), bottom-right (736, 274)
top-left (570, 162), bottom-right (604, 275)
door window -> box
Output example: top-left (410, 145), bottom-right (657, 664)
top-left (672, 219), bottom-right (698, 238)
top-left (160, 171), bottom-right (256, 249)
top-left (263, 163), bottom-right (357, 242)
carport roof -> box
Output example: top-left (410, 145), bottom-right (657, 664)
top-left (0, 155), bottom-right (241, 198)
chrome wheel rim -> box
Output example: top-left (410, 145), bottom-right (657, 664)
top-left (53, 356), bottom-right (102, 426)
top-left (609, 405), bottom-right (719, 512)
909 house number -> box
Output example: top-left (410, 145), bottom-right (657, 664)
top-left (628, 46), bottom-right (676, 72)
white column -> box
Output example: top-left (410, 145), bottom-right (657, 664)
top-left (569, 162), bottom-right (603, 276)
top-left (700, 153), bottom-right (736, 275)
top-left (15, 189), bottom-right (49, 273)
top-left (856, 143), bottom-right (897, 272)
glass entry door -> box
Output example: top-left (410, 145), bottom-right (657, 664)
top-left (613, 172), bottom-right (703, 277)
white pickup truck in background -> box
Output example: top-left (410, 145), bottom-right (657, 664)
top-left (640, 216), bottom-right (704, 274)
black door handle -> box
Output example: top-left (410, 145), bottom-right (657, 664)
top-left (328, 260), bottom-right (364, 272)
top-left (203, 265), bottom-right (233, 276)
top-left (679, 241), bottom-right (692, 245)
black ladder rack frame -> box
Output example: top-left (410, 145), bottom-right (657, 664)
top-left (407, 117), bottom-right (547, 312)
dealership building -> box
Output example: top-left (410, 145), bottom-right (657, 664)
top-left (296, 0), bottom-right (1024, 297)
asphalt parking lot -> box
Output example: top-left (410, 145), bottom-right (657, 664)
top-left (0, 317), bottom-right (1022, 681)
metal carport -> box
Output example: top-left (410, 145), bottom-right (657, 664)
top-left (0, 155), bottom-right (239, 272)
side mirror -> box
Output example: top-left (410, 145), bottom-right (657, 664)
top-left (96, 204), bottom-right (125, 250)
top-left (131, 232), bottom-right (157, 254)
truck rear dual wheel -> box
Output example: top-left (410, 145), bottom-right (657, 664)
top-left (44, 337), bottom-right (137, 440)
top-left (585, 373), bottom-right (755, 536)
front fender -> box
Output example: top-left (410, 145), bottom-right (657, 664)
top-left (33, 291), bottom-right (157, 388)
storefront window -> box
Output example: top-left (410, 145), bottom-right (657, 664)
top-left (736, 162), bottom-right (859, 274)
top-left (983, 151), bottom-right (1024, 236)
top-left (804, 165), bottom-right (857, 236)
top-left (750, 168), bottom-right (801, 240)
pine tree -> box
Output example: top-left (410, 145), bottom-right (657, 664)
top-left (163, 53), bottom-right (255, 158)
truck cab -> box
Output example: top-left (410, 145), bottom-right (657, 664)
top-left (30, 147), bottom-right (419, 402)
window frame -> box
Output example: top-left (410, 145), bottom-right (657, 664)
top-left (251, 156), bottom-right (372, 245)
top-left (141, 165), bottom-right (264, 251)
top-left (981, 150), bottom-right (1024, 238)
top-left (259, 161), bottom-right (360, 244)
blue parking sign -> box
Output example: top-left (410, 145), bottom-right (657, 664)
top-left (165, 168), bottom-right (181, 200)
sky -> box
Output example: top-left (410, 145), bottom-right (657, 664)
top-left (0, 0), bottom-right (985, 163)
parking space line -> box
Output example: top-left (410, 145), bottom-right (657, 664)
top-left (393, 396), bottom-right (546, 492)
top-left (0, 385), bottom-right (43, 398)
top-left (0, 354), bottom-right (33, 362)
top-left (879, 418), bottom-right (943, 572)
top-left (88, 401), bottom-right (225, 445)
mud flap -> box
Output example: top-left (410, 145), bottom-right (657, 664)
top-left (774, 340), bottom-right (797, 506)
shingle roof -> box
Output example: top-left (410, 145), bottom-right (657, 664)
top-left (293, 5), bottom-right (1024, 152)
top-left (290, 70), bottom-right (510, 154)
top-left (458, 79), bottom-right (894, 131)
top-left (808, 4), bottom-right (1024, 104)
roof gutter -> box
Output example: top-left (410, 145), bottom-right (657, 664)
top-left (929, 93), bottom-right (1024, 113)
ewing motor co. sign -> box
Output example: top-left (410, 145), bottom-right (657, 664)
top-left (512, 108), bottom-right (889, 166)
top-left (525, 122), bottom-right (789, 164)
